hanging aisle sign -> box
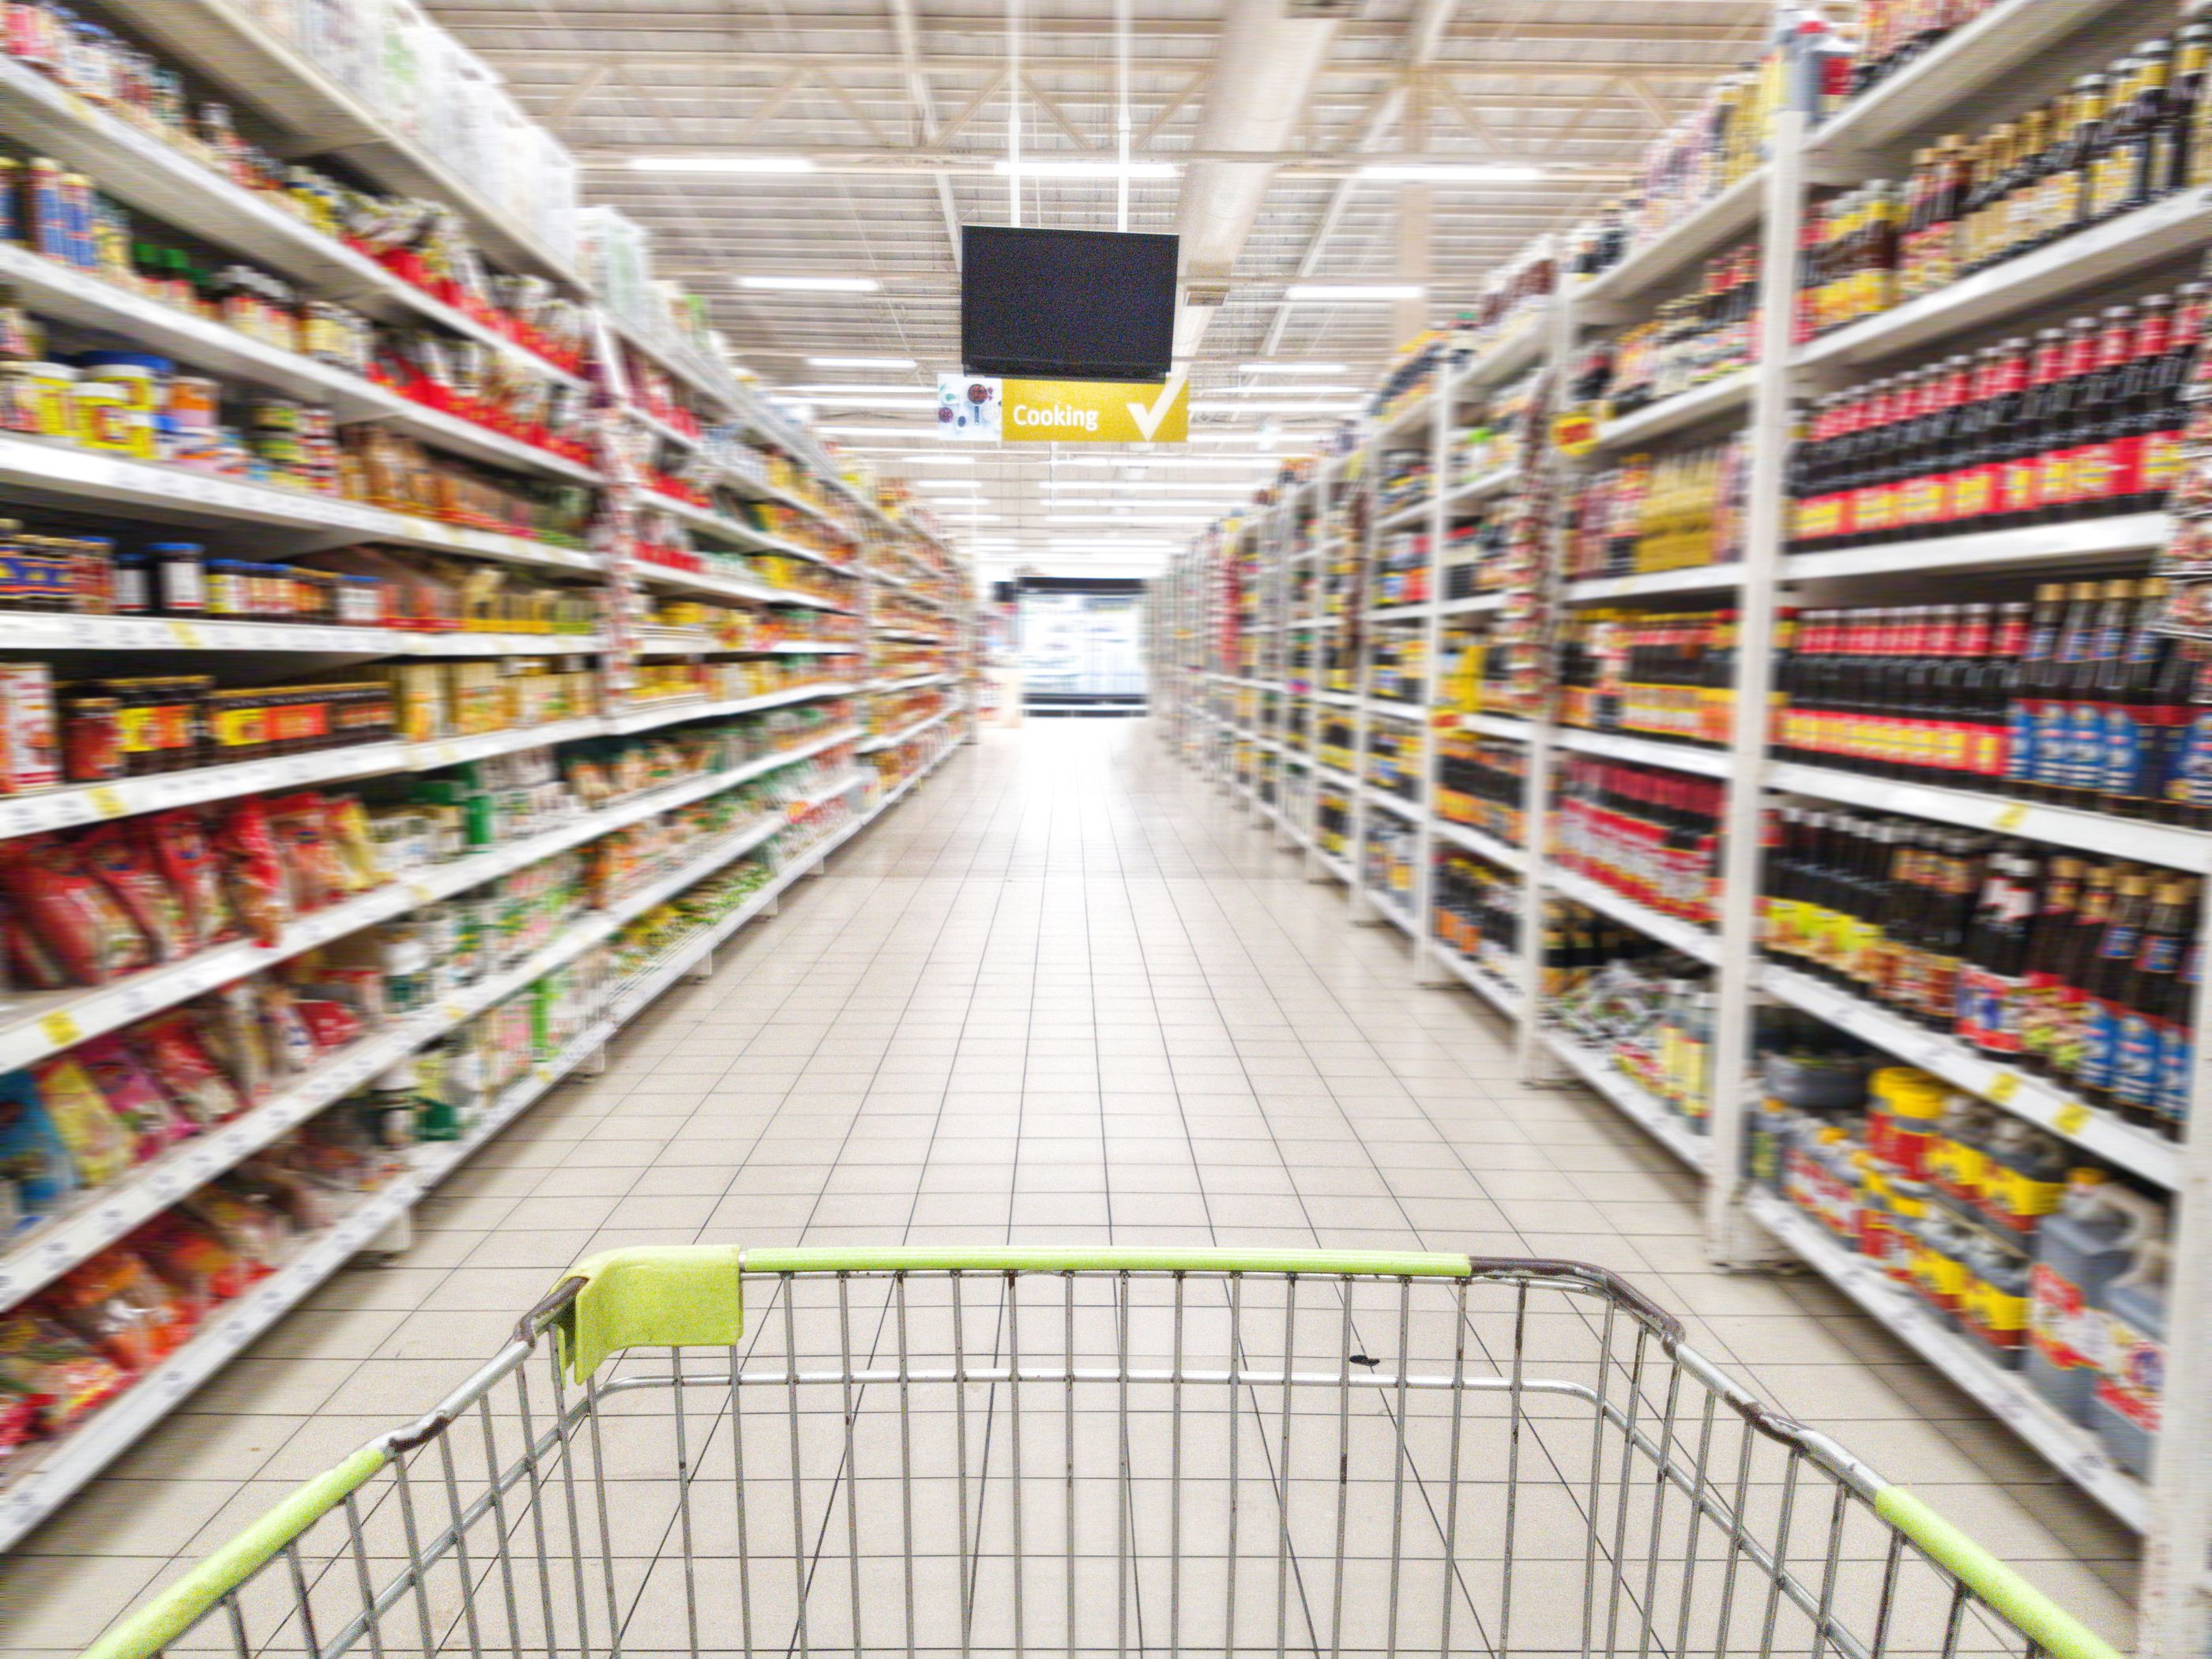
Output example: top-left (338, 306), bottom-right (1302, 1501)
top-left (936, 373), bottom-right (1187, 443)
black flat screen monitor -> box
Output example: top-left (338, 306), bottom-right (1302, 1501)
top-left (961, 225), bottom-right (1178, 382)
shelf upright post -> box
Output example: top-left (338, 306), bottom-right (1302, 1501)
top-left (1703, 109), bottom-right (1808, 1267)
top-left (2141, 908), bottom-right (2212, 1656)
top-left (1516, 283), bottom-right (1577, 1082)
top-left (1413, 358), bottom-right (1454, 984)
top-left (1347, 435), bottom-right (1382, 923)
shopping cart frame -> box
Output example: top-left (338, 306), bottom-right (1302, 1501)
top-left (71, 1247), bottom-right (2124, 1659)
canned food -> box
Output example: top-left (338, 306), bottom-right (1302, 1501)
top-left (72, 381), bottom-right (134, 452)
top-left (164, 375), bottom-right (219, 430)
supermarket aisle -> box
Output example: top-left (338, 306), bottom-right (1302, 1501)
top-left (6, 721), bottom-right (2138, 1651)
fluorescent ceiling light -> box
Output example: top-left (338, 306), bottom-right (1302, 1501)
top-left (1239, 362), bottom-right (1349, 374)
top-left (788, 382), bottom-right (928, 395)
top-left (626, 156), bottom-right (815, 173)
top-left (1048, 514), bottom-right (1217, 525)
top-left (1285, 284), bottom-right (1424, 301)
top-left (993, 160), bottom-right (1178, 179)
top-left (1357, 164), bottom-right (1544, 182)
top-left (738, 275), bottom-right (879, 292)
top-left (1190, 401), bottom-right (1360, 416)
top-left (808, 356), bottom-right (916, 369)
top-left (1048, 456), bottom-right (1278, 468)
top-left (917, 480), bottom-right (983, 491)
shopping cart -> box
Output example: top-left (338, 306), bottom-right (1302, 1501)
top-left (76, 1247), bottom-right (2121, 1659)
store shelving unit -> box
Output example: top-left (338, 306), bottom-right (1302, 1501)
top-left (0, 0), bottom-right (976, 1556)
top-left (1156, 0), bottom-right (2212, 1642)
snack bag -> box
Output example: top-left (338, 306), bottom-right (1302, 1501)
top-left (0, 1309), bottom-right (129, 1433)
top-left (77, 822), bottom-right (190, 963)
top-left (145, 811), bottom-right (238, 953)
top-left (324, 796), bottom-right (386, 893)
top-left (0, 1070), bottom-right (77, 1232)
top-left (292, 999), bottom-right (363, 1054)
top-left (129, 1210), bottom-right (264, 1304)
top-left (265, 793), bottom-right (352, 912)
top-left (254, 980), bottom-right (316, 1076)
top-left (0, 1376), bottom-right (42, 1463)
top-left (186, 983), bottom-right (270, 1106)
top-left (216, 796), bottom-right (294, 946)
top-left (183, 1183), bottom-right (290, 1266)
top-left (73, 1034), bottom-right (192, 1161)
top-left (43, 1248), bottom-right (195, 1371)
top-left (130, 1011), bottom-right (245, 1128)
top-left (30, 1057), bottom-right (134, 1187)
top-left (5, 912), bottom-right (68, 991)
top-left (0, 833), bottom-right (150, 984)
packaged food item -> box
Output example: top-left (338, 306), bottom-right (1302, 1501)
top-left (43, 1247), bottom-right (195, 1371)
top-left (145, 810), bottom-right (237, 953)
top-left (0, 1070), bottom-right (77, 1232)
top-left (215, 796), bottom-right (293, 945)
top-left (5, 908), bottom-right (68, 990)
top-left (254, 980), bottom-right (315, 1075)
top-left (77, 820), bottom-right (190, 961)
top-left (265, 792), bottom-right (352, 910)
top-left (325, 796), bottom-right (385, 891)
top-left (188, 982), bottom-right (269, 1105)
top-left (0, 1309), bottom-right (129, 1434)
top-left (30, 1057), bottom-right (134, 1185)
top-left (183, 1183), bottom-right (290, 1266)
top-left (292, 998), bottom-right (361, 1053)
top-left (72, 1033), bottom-right (190, 1161)
top-left (0, 661), bottom-right (59, 795)
top-left (131, 1010), bottom-right (243, 1127)
top-left (0, 833), bottom-right (149, 984)
top-left (129, 1209), bottom-right (263, 1304)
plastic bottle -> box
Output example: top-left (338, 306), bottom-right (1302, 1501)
top-left (2093, 1239), bottom-right (2167, 1474)
top-left (2025, 1173), bottom-right (2165, 1422)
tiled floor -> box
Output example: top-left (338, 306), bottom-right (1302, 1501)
top-left (3, 720), bottom-right (2139, 1653)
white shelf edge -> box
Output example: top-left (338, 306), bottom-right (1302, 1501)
top-left (602, 681), bottom-right (856, 737)
top-left (1541, 1029), bottom-right (1710, 1171)
top-left (1593, 369), bottom-right (1755, 453)
top-left (1552, 726), bottom-right (1734, 778)
top-left (1745, 1191), bottom-right (2149, 1531)
top-left (1545, 867), bottom-right (1720, 964)
top-left (1431, 816), bottom-right (1528, 872)
top-left (1781, 513), bottom-right (2170, 584)
top-left (1759, 964), bottom-right (2183, 1189)
top-left (1564, 565), bottom-right (1746, 604)
top-left (1432, 946), bottom-right (1525, 1021)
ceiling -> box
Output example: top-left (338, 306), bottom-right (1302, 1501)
top-left (427, 0), bottom-right (1769, 577)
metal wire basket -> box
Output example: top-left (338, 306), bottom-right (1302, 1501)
top-left (74, 1247), bottom-right (2121, 1659)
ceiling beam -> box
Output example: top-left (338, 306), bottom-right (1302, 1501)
top-left (883, 0), bottom-right (963, 266)
top-left (476, 47), bottom-right (1730, 81)
top-left (442, 12), bottom-right (1761, 43)
top-left (574, 145), bottom-right (1629, 179)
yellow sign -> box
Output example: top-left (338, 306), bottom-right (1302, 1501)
top-left (1552, 407), bottom-right (1600, 457)
top-left (1003, 374), bottom-right (1188, 443)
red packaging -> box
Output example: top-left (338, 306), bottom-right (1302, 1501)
top-left (216, 796), bottom-right (294, 946)
top-left (145, 811), bottom-right (238, 954)
top-left (42, 1249), bottom-right (196, 1372)
top-left (73, 1033), bottom-right (192, 1161)
top-left (130, 1010), bottom-right (246, 1128)
top-left (292, 998), bottom-right (363, 1053)
top-left (265, 793), bottom-right (352, 912)
top-left (0, 833), bottom-right (150, 984)
top-left (78, 822), bottom-right (190, 963)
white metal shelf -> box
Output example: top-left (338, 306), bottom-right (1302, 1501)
top-left (1540, 1029), bottom-right (1709, 1172)
top-left (1564, 564), bottom-right (1745, 604)
top-left (0, 59), bottom-right (583, 384)
top-left (1574, 167), bottom-right (1767, 312)
top-left (1437, 592), bottom-right (1509, 616)
top-left (1364, 698), bottom-right (1427, 723)
top-left (0, 431), bottom-right (605, 565)
top-left (1544, 867), bottom-right (1720, 964)
top-left (860, 705), bottom-right (957, 753)
top-left (1376, 497), bottom-right (1432, 532)
top-left (1746, 1191), bottom-right (2149, 1530)
top-left (1432, 946), bottom-right (1525, 1021)
top-left (1796, 190), bottom-right (2211, 371)
top-left (1431, 816), bottom-right (1528, 873)
top-left (1807, 0), bottom-right (2139, 163)
top-left (1593, 369), bottom-right (1755, 453)
top-left (1552, 726), bottom-right (1734, 778)
top-left (0, 743), bottom-right (933, 1552)
top-left (0, 614), bottom-right (604, 657)
top-left (603, 681), bottom-right (856, 737)
top-left (1781, 512), bottom-right (2169, 584)
top-left (1760, 963), bottom-right (2183, 1189)
top-left (1362, 785), bottom-right (1421, 823)
top-left (1769, 762), bottom-right (2212, 874)
top-left (1443, 466), bottom-right (1520, 509)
